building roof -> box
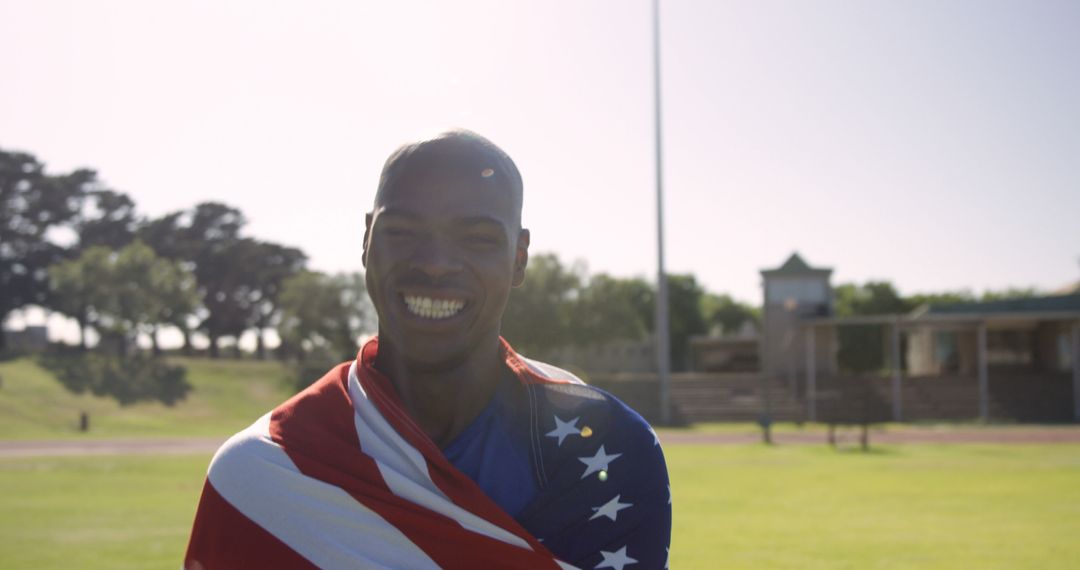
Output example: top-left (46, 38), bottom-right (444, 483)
top-left (923, 293), bottom-right (1080, 316)
top-left (802, 293), bottom-right (1080, 327)
top-left (760, 252), bottom-right (832, 277)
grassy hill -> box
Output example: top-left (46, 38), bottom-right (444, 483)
top-left (0, 356), bottom-right (298, 440)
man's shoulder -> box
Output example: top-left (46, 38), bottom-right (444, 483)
top-left (208, 361), bottom-right (354, 478)
top-left (520, 358), bottom-right (661, 475)
top-left (205, 413), bottom-right (282, 489)
top-left (522, 358), bottom-right (654, 439)
top-left (514, 359), bottom-right (671, 568)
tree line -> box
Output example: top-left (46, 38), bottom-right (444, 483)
top-left (3, 146), bottom-right (1041, 385)
top-left (832, 281), bottom-right (1039, 372)
top-left (1, 148), bottom-right (374, 363)
top-left (501, 253), bottom-right (760, 371)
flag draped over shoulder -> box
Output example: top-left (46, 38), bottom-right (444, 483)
top-left (185, 338), bottom-right (670, 569)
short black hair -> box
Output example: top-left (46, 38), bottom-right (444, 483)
top-left (374, 129), bottom-right (524, 226)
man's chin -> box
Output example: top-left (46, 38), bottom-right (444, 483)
top-left (384, 331), bottom-right (475, 371)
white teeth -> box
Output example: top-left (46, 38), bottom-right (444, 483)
top-left (403, 295), bottom-right (466, 320)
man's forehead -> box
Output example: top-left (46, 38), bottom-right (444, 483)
top-left (375, 208), bottom-right (506, 228)
top-left (373, 130), bottom-right (524, 226)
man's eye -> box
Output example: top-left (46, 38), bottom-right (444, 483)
top-left (384, 227), bottom-right (415, 238)
top-left (465, 234), bottom-right (499, 245)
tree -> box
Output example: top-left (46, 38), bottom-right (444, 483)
top-left (137, 211), bottom-right (198, 352)
top-left (905, 289), bottom-right (976, 309)
top-left (701, 293), bottom-right (760, 336)
top-left (980, 287), bottom-right (1039, 302)
top-left (572, 273), bottom-right (653, 347)
top-left (834, 281), bottom-right (911, 372)
top-left (237, 240), bottom-right (307, 359)
top-left (665, 274), bottom-right (709, 371)
top-left (278, 271), bottom-right (375, 364)
top-left (502, 255), bottom-right (714, 370)
top-left (41, 242), bottom-right (196, 411)
top-left (139, 202), bottom-right (248, 357)
top-left (0, 150), bottom-right (86, 350)
top-left (501, 253), bottom-right (584, 356)
top-left (133, 244), bottom-right (199, 355)
top-left (835, 281), bottom-right (911, 317)
top-left (49, 242), bottom-right (198, 356)
top-left (40, 350), bottom-right (191, 407)
top-left (72, 188), bottom-right (138, 251)
top-left (48, 247), bottom-right (112, 350)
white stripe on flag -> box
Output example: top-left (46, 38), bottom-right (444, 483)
top-left (208, 413), bottom-right (439, 570)
top-left (347, 362), bottom-right (533, 551)
top-left (521, 357), bottom-right (586, 385)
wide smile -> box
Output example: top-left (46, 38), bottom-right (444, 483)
top-left (401, 294), bottom-right (469, 321)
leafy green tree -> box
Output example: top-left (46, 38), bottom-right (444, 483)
top-left (73, 188), bottom-right (138, 251)
top-left (139, 203), bottom-right (248, 357)
top-left (572, 274), bottom-right (653, 346)
top-left (237, 240), bottom-right (307, 359)
top-left (980, 287), bottom-right (1040, 302)
top-left (834, 281), bottom-right (911, 372)
top-left (136, 246), bottom-right (199, 355)
top-left (503, 255), bottom-right (716, 371)
top-left (501, 253), bottom-right (584, 356)
top-left (42, 242), bottom-right (196, 411)
top-left (49, 242), bottom-right (197, 357)
top-left (48, 248), bottom-right (112, 350)
top-left (665, 274), bottom-right (709, 371)
top-left (905, 289), bottom-right (976, 309)
top-left (278, 271), bottom-right (374, 364)
top-left (701, 293), bottom-right (760, 336)
top-left (0, 150), bottom-right (86, 351)
top-left (40, 350), bottom-right (190, 407)
top-left (907, 287), bottom-right (1038, 310)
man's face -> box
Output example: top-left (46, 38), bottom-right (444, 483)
top-left (363, 162), bottom-right (528, 368)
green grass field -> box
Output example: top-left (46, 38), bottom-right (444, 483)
top-left (2, 444), bottom-right (1078, 569)
top-left (3, 358), bottom-right (1079, 568)
top-left (0, 357), bottom-right (296, 439)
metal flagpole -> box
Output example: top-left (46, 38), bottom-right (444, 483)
top-left (652, 0), bottom-right (672, 425)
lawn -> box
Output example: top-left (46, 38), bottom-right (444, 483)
top-left (668, 443), bottom-right (1080, 569)
top-left (0, 357), bottom-right (296, 440)
top-left (2, 443), bottom-right (1078, 569)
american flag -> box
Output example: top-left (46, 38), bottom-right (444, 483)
top-left (186, 338), bottom-right (671, 569)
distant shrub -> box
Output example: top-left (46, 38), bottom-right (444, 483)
top-left (38, 350), bottom-right (191, 406)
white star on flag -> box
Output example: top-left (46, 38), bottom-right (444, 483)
top-left (545, 415), bottom-right (580, 446)
top-left (578, 445), bottom-right (623, 479)
top-left (595, 545), bottom-right (637, 570)
top-left (589, 494), bottom-right (633, 522)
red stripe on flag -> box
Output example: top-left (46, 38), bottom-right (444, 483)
top-left (185, 479), bottom-right (315, 569)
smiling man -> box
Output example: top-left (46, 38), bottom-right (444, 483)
top-left (185, 130), bottom-right (671, 570)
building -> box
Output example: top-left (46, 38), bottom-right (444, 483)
top-left (683, 253), bottom-right (1080, 423)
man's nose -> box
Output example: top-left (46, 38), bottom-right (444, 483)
top-left (410, 238), bottom-right (463, 280)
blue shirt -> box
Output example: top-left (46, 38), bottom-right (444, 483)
top-left (441, 374), bottom-right (539, 517)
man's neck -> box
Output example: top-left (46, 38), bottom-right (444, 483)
top-left (373, 337), bottom-right (507, 448)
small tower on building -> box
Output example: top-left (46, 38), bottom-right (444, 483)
top-left (760, 253), bottom-right (835, 377)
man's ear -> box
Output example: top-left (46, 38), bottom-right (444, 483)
top-left (512, 228), bottom-right (530, 288)
top-left (362, 212), bottom-right (373, 268)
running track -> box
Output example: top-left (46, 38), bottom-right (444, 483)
top-left (3, 427), bottom-right (1080, 458)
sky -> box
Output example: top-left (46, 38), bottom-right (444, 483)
top-left (3, 0), bottom-right (1079, 316)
